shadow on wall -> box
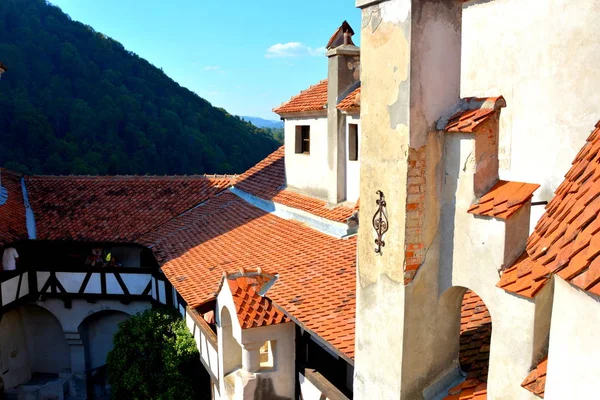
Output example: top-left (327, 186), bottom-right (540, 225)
top-left (253, 376), bottom-right (291, 400)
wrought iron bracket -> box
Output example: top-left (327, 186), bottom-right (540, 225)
top-left (373, 190), bottom-right (389, 254)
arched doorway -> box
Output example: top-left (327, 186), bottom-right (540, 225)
top-left (442, 287), bottom-right (492, 398)
top-left (78, 310), bottom-right (130, 399)
top-left (0, 304), bottom-right (69, 390)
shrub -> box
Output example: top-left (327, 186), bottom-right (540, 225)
top-left (107, 307), bottom-right (209, 400)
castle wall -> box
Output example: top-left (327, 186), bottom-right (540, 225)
top-left (461, 0), bottom-right (600, 208)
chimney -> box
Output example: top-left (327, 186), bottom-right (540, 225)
top-left (326, 21), bottom-right (360, 204)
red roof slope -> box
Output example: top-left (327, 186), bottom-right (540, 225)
top-left (498, 121), bottom-right (600, 297)
top-left (337, 87), bottom-right (361, 112)
top-left (0, 169), bottom-right (28, 246)
top-left (26, 175), bottom-right (231, 242)
top-left (143, 191), bottom-right (357, 360)
top-left (444, 290), bottom-right (491, 400)
top-left (235, 147), bottom-right (355, 223)
top-left (468, 180), bottom-right (540, 219)
top-left (273, 80), bottom-right (328, 115)
top-left (445, 97), bottom-right (506, 133)
top-left (522, 357), bottom-right (548, 398)
top-left (226, 272), bottom-right (290, 329)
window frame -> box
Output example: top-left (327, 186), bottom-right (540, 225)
top-left (348, 123), bottom-right (359, 161)
top-left (295, 125), bottom-right (311, 154)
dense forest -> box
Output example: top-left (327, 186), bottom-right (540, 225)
top-left (0, 0), bottom-right (280, 175)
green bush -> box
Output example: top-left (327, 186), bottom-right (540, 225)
top-left (107, 307), bottom-right (209, 400)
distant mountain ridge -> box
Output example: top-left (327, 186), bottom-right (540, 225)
top-left (0, 0), bottom-right (279, 175)
top-left (240, 116), bottom-right (284, 129)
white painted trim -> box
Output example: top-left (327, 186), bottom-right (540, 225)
top-left (229, 187), bottom-right (353, 239)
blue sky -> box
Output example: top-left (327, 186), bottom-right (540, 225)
top-left (49, 0), bottom-right (361, 120)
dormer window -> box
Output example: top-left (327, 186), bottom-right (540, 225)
top-left (295, 126), bottom-right (310, 154)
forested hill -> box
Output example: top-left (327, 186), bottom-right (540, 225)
top-left (0, 0), bottom-right (280, 175)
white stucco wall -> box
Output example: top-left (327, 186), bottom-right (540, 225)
top-left (345, 114), bottom-right (361, 203)
top-left (544, 278), bottom-right (600, 399)
top-left (436, 134), bottom-right (539, 399)
top-left (1, 272), bottom-right (28, 307)
top-left (284, 116), bottom-right (331, 200)
top-left (461, 0), bottom-right (600, 205)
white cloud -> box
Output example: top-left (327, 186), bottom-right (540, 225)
top-left (265, 42), bottom-right (326, 58)
top-left (203, 65), bottom-right (224, 73)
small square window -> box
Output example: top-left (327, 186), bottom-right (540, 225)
top-left (260, 341), bottom-right (275, 370)
top-left (295, 126), bottom-right (310, 154)
top-left (349, 124), bottom-right (359, 161)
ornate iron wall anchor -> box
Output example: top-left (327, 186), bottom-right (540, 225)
top-left (373, 190), bottom-right (389, 254)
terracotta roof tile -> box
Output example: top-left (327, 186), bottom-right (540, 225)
top-left (235, 147), bottom-right (355, 223)
top-left (273, 80), bottom-right (328, 115)
top-left (521, 357), bottom-right (548, 398)
top-left (26, 175), bottom-right (231, 242)
top-left (445, 97), bottom-right (506, 133)
top-left (0, 169), bottom-right (28, 247)
top-left (143, 191), bottom-right (357, 359)
top-left (224, 270), bottom-right (290, 329)
top-left (337, 87), bottom-right (361, 112)
top-left (498, 121), bottom-right (600, 297)
top-left (444, 290), bottom-right (490, 400)
top-left (468, 180), bottom-right (540, 219)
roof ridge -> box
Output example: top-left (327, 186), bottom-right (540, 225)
top-left (273, 79), bottom-right (328, 114)
top-left (26, 174), bottom-right (235, 181)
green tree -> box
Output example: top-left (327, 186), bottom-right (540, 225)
top-left (106, 307), bottom-right (209, 400)
top-left (0, 0), bottom-right (279, 176)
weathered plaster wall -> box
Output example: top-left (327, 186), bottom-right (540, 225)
top-left (355, 0), bottom-right (461, 398)
top-left (354, 0), bottom-right (411, 396)
top-left (284, 116), bottom-right (331, 200)
top-left (544, 278), bottom-right (600, 399)
top-left (461, 0), bottom-right (600, 204)
top-left (345, 114), bottom-right (361, 203)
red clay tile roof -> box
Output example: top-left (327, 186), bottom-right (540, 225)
top-left (445, 290), bottom-right (491, 400)
top-left (235, 147), bottom-right (355, 223)
top-left (445, 97), bottom-right (506, 133)
top-left (0, 169), bottom-right (28, 247)
top-left (142, 191), bottom-right (357, 360)
top-left (498, 121), bottom-right (600, 298)
top-left (468, 180), bottom-right (540, 219)
top-left (522, 357), bottom-right (548, 398)
top-left (337, 87), bottom-right (361, 112)
top-left (273, 80), bottom-right (328, 115)
top-left (225, 271), bottom-right (290, 329)
top-left (26, 175), bottom-right (231, 242)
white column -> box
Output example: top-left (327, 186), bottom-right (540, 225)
top-left (242, 342), bottom-right (262, 373)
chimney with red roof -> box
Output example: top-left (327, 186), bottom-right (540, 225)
top-left (326, 21), bottom-right (360, 204)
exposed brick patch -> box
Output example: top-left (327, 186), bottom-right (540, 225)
top-left (404, 147), bottom-right (427, 284)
